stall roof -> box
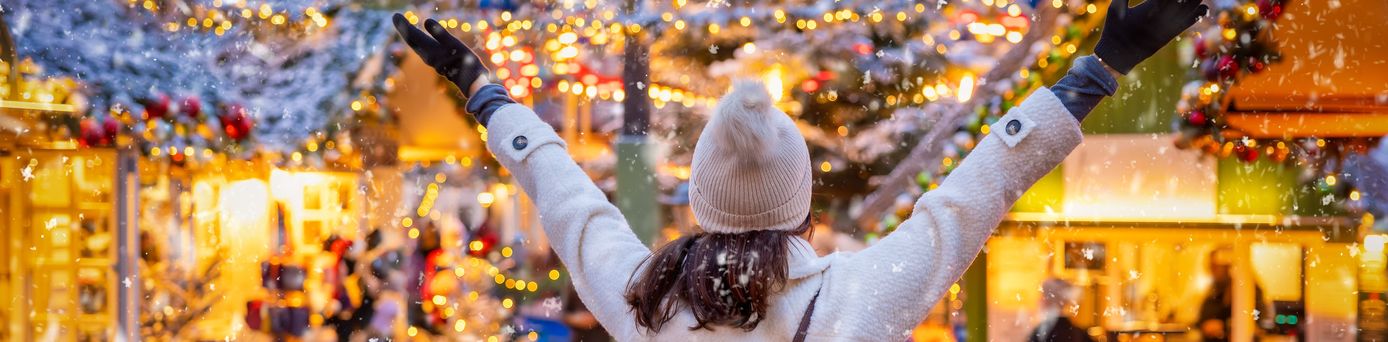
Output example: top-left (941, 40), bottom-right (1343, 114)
top-left (1226, 0), bottom-right (1388, 138)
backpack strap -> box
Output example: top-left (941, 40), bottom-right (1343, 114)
top-left (793, 289), bottom-right (821, 342)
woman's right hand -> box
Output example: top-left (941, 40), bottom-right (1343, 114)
top-left (392, 13), bottom-right (490, 99)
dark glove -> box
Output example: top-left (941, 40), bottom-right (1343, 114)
top-left (392, 13), bottom-right (489, 99)
top-left (1094, 0), bottom-right (1208, 74)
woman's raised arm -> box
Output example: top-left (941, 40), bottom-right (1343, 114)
top-left (807, 1), bottom-right (1206, 338)
top-left (393, 14), bottom-right (651, 340)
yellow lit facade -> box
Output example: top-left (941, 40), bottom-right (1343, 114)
top-left (978, 135), bottom-right (1360, 342)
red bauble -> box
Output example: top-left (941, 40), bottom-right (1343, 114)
top-left (180, 96), bottom-right (202, 117)
top-left (1234, 142), bottom-right (1259, 162)
top-left (1216, 55), bottom-right (1240, 80)
top-left (79, 118), bottom-right (103, 147)
top-left (1260, 0), bottom-right (1283, 20)
top-left (101, 116), bottom-right (120, 141)
top-left (143, 93), bottom-right (171, 120)
top-left (1188, 111), bottom-right (1208, 126)
top-left (220, 104), bottom-right (252, 141)
top-left (1194, 37), bottom-right (1209, 59)
top-left (1239, 147), bottom-right (1260, 162)
top-left (1247, 57), bottom-right (1266, 73)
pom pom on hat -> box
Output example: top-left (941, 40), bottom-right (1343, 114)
top-left (709, 79), bottom-right (778, 166)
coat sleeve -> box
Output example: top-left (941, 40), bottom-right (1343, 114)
top-left (483, 104), bottom-right (651, 340)
top-left (813, 88), bottom-right (1083, 339)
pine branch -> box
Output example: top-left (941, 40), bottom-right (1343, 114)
top-left (853, 3), bottom-right (1061, 228)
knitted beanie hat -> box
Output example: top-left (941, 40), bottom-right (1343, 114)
top-left (689, 79), bottom-right (812, 234)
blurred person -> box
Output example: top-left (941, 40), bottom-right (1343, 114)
top-left (391, 0), bottom-right (1206, 338)
top-left (1030, 278), bottom-right (1092, 342)
top-left (1197, 248), bottom-right (1265, 342)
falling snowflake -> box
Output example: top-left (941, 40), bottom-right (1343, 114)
top-left (706, 0), bottom-right (730, 8)
top-left (20, 163), bottom-right (34, 182)
top-left (709, 45), bottom-right (719, 54)
top-left (636, 81), bottom-right (646, 90)
top-left (542, 296), bottom-right (563, 317)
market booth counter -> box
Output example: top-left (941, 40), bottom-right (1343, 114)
top-left (991, 215), bottom-right (1355, 342)
top-left (985, 134), bottom-right (1360, 342)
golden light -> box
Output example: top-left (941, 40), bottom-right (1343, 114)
top-left (819, 161), bottom-right (832, 172)
top-left (1326, 175), bottom-right (1338, 186)
top-left (764, 66), bottom-right (785, 103)
top-left (218, 179), bottom-right (270, 253)
top-left (957, 73), bottom-right (976, 103)
top-left (480, 190), bottom-right (496, 207)
top-left (432, 295), bottom-right (446, 306)
top-left (502, 298), bottom-right (514, 309)
top-left (1367, 235), bottom-right (1386, 254)
top-left (454, 320), bottom-right (467, 332)
top-left (1351, 190), bottom-right (1362, 201)
top-left (549, 269), bottom-right (561, 280)
top-left (470, 240), bottom-right (485, 251)
top-left (1006, 31), bottom-right (1024, 43)
top-left (558, 31), bottom-right (578, 44)
top-left (501, 246), bottom-right (513, 258)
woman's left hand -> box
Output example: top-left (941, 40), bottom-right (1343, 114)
top-left (392, 13), bottom-right (490, 98)
top-left (1094, 0), bottom-right (1208, 75)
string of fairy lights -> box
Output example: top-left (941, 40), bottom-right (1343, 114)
top-left (398, 0), bottom-right (1038, 110)
top-left (129, 0), bottom-right (333, 35)
top-left (119, 0), bottom-right (1065, 128)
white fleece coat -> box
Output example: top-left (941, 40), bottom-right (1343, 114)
top-left (484, 88), bottom-right (1083, 341)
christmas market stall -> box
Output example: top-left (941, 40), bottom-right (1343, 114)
top-left (4, 0), bottom-right (401, 340)
top-left (0, 19), bottom-right (140, 341)
top-left (982, 0), bottom-right (1383, 341)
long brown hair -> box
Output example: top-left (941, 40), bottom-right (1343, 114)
top-left (625, 218), bottom-right (811, 332)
